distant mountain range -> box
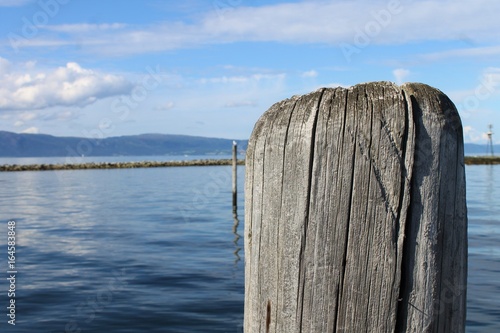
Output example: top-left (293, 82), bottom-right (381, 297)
top-left (463, 143), bottom-right (499, 156)
top-left (0, 131), bottom-right (497, 158)
top-left (0, 131), bottom-right (248, 157)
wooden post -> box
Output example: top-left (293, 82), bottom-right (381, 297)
top-left (233, 141), bottom-right (238, 211)
top-left (244, 82), bottom-right (467, 333)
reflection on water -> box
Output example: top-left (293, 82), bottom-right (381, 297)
top-left (466, 165), bottom-right (500, 333)
top-left (0, 166), bottom-right (245, 332)
top-left (233, 209), bottom-right (242, 265)
top-left (0, 162), bottom-right (498, 332)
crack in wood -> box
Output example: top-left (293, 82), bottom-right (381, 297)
top-left (244, 82), bottom-right (466, 333)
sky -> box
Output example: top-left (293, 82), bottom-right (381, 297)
top-left (0, 0), bottom-right (499, 143)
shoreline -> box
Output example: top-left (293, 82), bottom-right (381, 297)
top-left (0, 156), bottom-right (498, 172)
top-left (464, 156), bottom-right (500, 165)
top-left (0, 159), bottom-right (245, 172)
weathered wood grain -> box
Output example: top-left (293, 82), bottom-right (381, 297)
top-left (244, 82), bottom-right (467, 333)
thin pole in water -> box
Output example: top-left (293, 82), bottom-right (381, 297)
top-left (487, 124), bottom-right (494, 156)
top-left (232, 141), bottom-right (237, 211)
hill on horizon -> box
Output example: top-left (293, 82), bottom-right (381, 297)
top-left (0, 131), bottom-right (248, 157)
top-left (0, 131), bottom-right (497, 158)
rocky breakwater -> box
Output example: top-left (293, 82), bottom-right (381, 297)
top-left (464, 156), bottom-right (500, 165)
top-left (0, 159), bottom-right (246, 172)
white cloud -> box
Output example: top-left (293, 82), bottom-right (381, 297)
top-left (0, 0), bottom-right (31, 6)
top-left (10, 0), bottom-right (500, 56)
top-left (19, 112), bottom-right (37, 121)
top-left (44, 23), bottom-right (127, 33)
top-left (463, 125), bottom-right (492, 143)
top-left (199, 73), bottom-right (285, 85)
top-left (0, 61), bottom-right (133, 111)
top-left (420, 45), bottom-right (500, 61)
top-left (301, 70), bottom-right (318, 78)
top-left (24, 60), bottom-right (37, 69)
top-left (322, 82), bottom-right (350, 89)
top-left (42, 110), bottom-right (79, 121)
top-left (463, 126), bottom-right (481, 143)
top-left (199, 76), bottom-right (249, 84)
top-left (13, 111), bottom-right (41, 129)
top-left (155, 102), bottom-right (175, 111)
top-left (0, 57), bottom-right (10, 75)
top-left (463, 126), bottom-right (474, 135)
top-left (481, 67), bottom-right (500, 92)
top-left (449, 67), bottom-right (500, 105)
top-left (224, 100), bottom-right (258, 108)
top-left (393, 68), bottom-right (410, 84)
top-left (21, 126), bottom-right (39, 134)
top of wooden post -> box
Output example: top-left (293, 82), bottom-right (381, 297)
top-left (244, 81), bottom-right (467, 333)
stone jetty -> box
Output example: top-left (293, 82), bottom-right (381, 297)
top-left (0, 159), bottom-right (245, 172)
top-left (464, 156), bottom-right (500, 165)
top-left (0, 156), bottom-right (497, 172)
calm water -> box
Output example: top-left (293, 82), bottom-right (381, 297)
top-left (465, 165), bottom-right (500, 333)
top-left (0, 158), bottom-right (498, 332)
top-left (0, 161), bottom-right (245, 332)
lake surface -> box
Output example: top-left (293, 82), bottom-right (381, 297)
top-left (465, 165), bottom-right (500, 333)
top-left (0, 158), bottom-right (498, 332)
top-left (0, 161), bottom-right (245, 332)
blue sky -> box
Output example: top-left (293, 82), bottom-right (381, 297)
top-left (0, 0), bottom-right (499, 143)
